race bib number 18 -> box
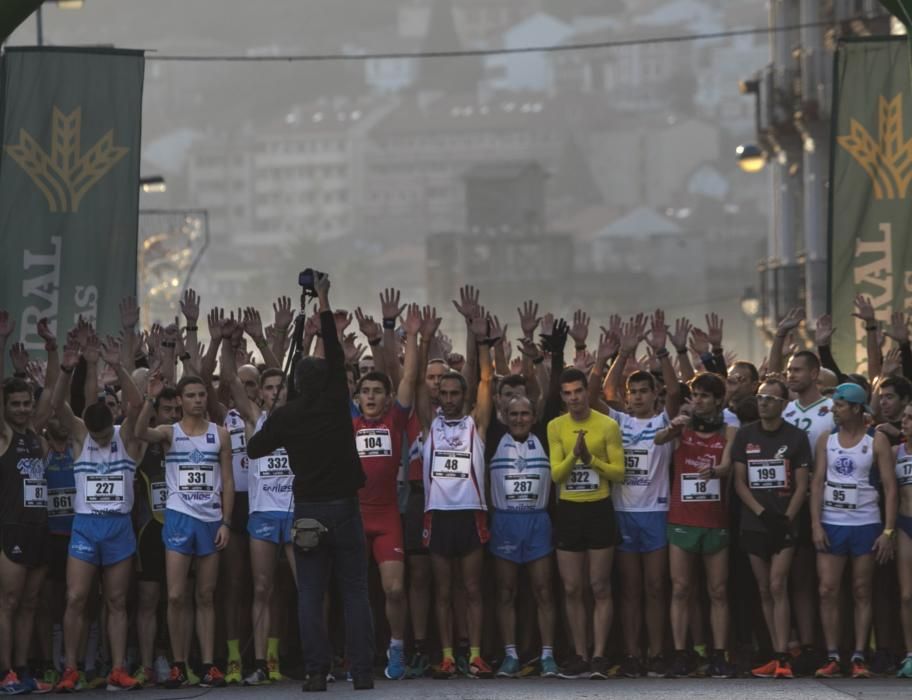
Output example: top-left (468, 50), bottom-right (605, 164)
top-left (680, 473), bottom-right (720, 501)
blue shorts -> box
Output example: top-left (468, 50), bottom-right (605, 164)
top-left (898, 514), bottom-right (912, 540)
top-left (248, 511), bottom-right (294, 545)
top-left (821, 522), bottom-right (881, 557)
top-left (163, 509), bottom-right (220, 557)
top-left (616, 511), bottom-right (668, 554)
top-left (488, 510), bottom-right (553, 564)
top-left (69, 513), bottom-right (135, 567)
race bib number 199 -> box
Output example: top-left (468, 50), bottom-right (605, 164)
top-left (748, 459), bottom-right (787, 489)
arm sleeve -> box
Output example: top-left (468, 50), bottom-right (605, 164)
top-left (587, 418), bottom-right (625, 481)
top-left (548, 419), bottom-right (576, 484)
top-left (320, 310), bottom-right (351, 409)
top-left (818, 344), bottom-right (848, 383)
top-left (901, 342), bottom-right (912, 381)
top-left (540, 350), bottom-right (565, 425)
top-left (246, 410), bottom-right (283, 459)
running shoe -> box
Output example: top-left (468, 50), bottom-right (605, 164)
top-left (106, 667), bottom-right (140, 691)
top-left (384, 647), bottom-right (406, 680)
top-left (751, 659), bottom-right (778, 679)
top-left (869, 649), bottom-right (896, 675)
top-left (161, 664), bottom-right (189, 689)
top-left (302, 673), bottom-right (327, 692)
top-left (154, 656), bottom-right (171, 684)
top-left (432, 658), bottom-right (457, 680)
top-left (647, 654), bottom-right (668, 678)
top-left (132, 667), bottom-right (153, 687)
top-left (774, 659), bottom-right (794, 679)
top-left (851, 658), bottom-right (873, 679)
top-left (455, 654), bottom-right (469, 677)
top-left (540, 656), bottom-right (559, 678)
top-left (589, 656), bottom-right (613, 680)
top-left (267, 656), bottom-right (283, 682)
top-left (54, 667), bottom-right (81, 693)
top-left (225, 659), bottom-right (242, 684)
top-left (405, 652), bottom-right (430, 679)
top-left (495, 656), bottom-right (520, 678)
top-left (40, 668), bottom-right (59, 688)
top-left (620, 655), bottom-right (643, 678)
top-left (897, 656), bottom-right (912, 678)
top-left (557, 655), bottom-right (590, 679)
top-left (467, 656), bottom-right (493, 679)
top-left (185, 665), bottom-right (200, 686)
top-left (243, 668), bottom-right (270, 686)
top-left (815, 658), bottom-right (842, 678)
top-left (199, 666), bottom-right (226, 688)
top-left (669, 650), bottom-right (692, 678)
top-left (707, 651), bottom-right (736, 679)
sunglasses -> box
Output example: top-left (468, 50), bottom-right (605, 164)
top-left (755, 394), bottom-right (785, 403)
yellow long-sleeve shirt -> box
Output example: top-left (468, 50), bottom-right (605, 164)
top-left (547, 410), bottom-right (624, 502)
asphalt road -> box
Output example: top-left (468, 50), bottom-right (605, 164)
top-left (76, 677), bottom-right (912, 699)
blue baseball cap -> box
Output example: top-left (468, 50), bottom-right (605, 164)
top-left (831, 382), bottom-right (871, 413)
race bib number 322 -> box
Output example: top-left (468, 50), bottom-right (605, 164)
top-left (566, 464), bottom-right (598, 491)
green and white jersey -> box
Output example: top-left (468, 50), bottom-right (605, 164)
top-left (784, 397), bottom-right (835, 461)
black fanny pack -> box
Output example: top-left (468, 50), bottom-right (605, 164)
top-left (292, 518), bottom-right (328, 552)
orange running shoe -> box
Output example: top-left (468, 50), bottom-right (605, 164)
top-left (106, 666), bottom-right (140, 691)
top-left (851, 659), bottom-right (873, 678)
top-left (815, 658), bottom-right (842, 678)
top-left (751, 659), bottom-right (778, 678)
top-left (775, 659), bottom-right (794, 679)
top-left (468, 656), bottom-right (493, 679)
top-left (432, 658), bottom-right (457, 680)
top-left (55, 667), bottom-right (81, 693)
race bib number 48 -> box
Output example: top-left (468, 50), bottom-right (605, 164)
top-left (825, 481), bottom-right (857, 510)
top-left (680, 473), bottom-right (720, 501)
top-left (748, 459), bottom-right (788, 489)
top-left (566, 464), bottom-right (598, 492)
top-left (431, 450), bottom-right (471, 479)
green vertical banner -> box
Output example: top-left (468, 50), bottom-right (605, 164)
top-left (0, 47), bottom-right (144, 350)
top-left (829, 38), bottom-right (912, 372)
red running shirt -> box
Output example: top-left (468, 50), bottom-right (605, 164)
top-left (668, 428), bottom-right (729, 529)
top-left (353, 403), bottom-right (409, 508)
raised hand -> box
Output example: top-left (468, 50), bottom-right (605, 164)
top-left (438, 335), bottom-right (453, 357)
top-left (689, 327), bottom-right (710, 356)
top-left (517, 336), bottom-right (543, 361)
top-left (670, 317), bottom-right (692, 352)
top-left (885, 311), bottom-right (910, 346)
top-left (488, 314), bottom-right (507, 346)
top-left (517, 300), bottom-right (541, 339)
top-left (646, 309), bottom-right (668, 351)
top-left (0, 309), bottom-right (16, 343)
top-left (26, 360), bottom-right (46, 387)
top-left (776, 307), bottom-right (804, 338)
top-left (273, 296), bottom-right (294, 332)
top-left (82, 333), bottom-right (101, 365)
top-left (219, 315), bottom-right (238, 341)
top-left (61, 339), bottom-right (81, 371)
top-left (705, 312), bottom-right (724, 348)
top-left (380, 288), bottom-right (406, 322)
top-left (572, 350), bottom-right (596, 373)
top-left (75, 316), bottom-right (93, 349)
top-left (815, 314), bottom-right (835, 346)
top-left (452, 285), bottom-right (480, 322)
top-left (9, 342), bottom-right (29, 374)
top-left (119, 296), bottom-right (140, 329)
top-left (147, 370), bottom-right (165, 398)
top-left (883, 347), bottom-right (902, 377)
top-left (419, 306), bottom-right (441, 339)
top-left (243, 307), bottom-right (265, 339)
top-left (304, 306), bottom-right (321, 338)
top-left (207, 307), bottom-right (223, 340)
top-left (468, 307), bottom-right (489, 339)
top-left (101, 336), bottom-right (122, 366)
top-left (355, 307), bottom-right (381, 342)
top-left (852, 294), bottom-right (876, 325)
top-left (619, 314), bottom-right (646, 355)
top-left (333, 309), bottom-right (353, 336)
top-left (569, 309), bottom-right (590, 347)
top-left (36, 317), bottom-right (57, 351)
top-left (404, 303), bottom-right (422, 336)
top-left (343, 333), bottom-right (365, 365)
top-left (595, 329), bottom-right (619, 368)
top-left (509, 356), bottom-right (523, 375)
top-left (180, 288), bottom-right (200, 324)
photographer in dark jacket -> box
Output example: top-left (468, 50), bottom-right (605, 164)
top-left (247, 271), bottom-right (373, 691)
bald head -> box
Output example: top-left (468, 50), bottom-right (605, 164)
top-left (818, 368), bottom-right (838, 392)
top-left (238, 364), bottom-right (260, 401)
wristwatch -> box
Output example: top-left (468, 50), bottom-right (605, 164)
top-left (883, 528), bottom-right (895, 538)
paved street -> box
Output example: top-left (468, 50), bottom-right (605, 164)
top-left (75, 677), bottom-right (912, 699)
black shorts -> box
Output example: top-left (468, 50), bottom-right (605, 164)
top-left (422, 510), bottom-right (489, 558)
top-left (136, 520), bottom-right (165, 583)
top-left (229, 492), bottom-right (250, 535)
top-left (1, 521), bottom-right (49, 568)
top-left (740, 528), bottom-right (795, 561)
top-left (403, 486), bottom-right (428, 555)
top-left (46, 533), bottom-right (71, 582)
top-left (554, 498), bottom-right (619, 552)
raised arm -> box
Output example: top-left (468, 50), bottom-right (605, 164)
top-left (219, 319), bottom-right (260, 427)
top-left (271, 295), bottom-right (294, 366)
top-left (589, 328), bottom-right (618, 411)
top-left (133, 372), bottom-right (173, 446)
top-left (355, 306), bottom-right (386, 378)
top-left (396, 304), bottom-right (422, 409)
top-left (884, 311), bottom-right (912, 380)
top-left (646, 309), bottom-right (682, 418)
top-left (768, 308), bottom-right (803, 376)
top-left (852, 294), bottom-right (882, 379)
top-left (243, 306), bottom-right (281, 369)
top-left (119, 295), bottom-right (140, 373)
top-left (180, 289), bottom-right (202, 372)
top-left (471, 321), bottom-right (496, 436)
top-left (379, 289), bottom-right (405, 390)
top-left (51, 340), bottom-right (87, 443)
top-left (414, 306), bottom-right (440, 432)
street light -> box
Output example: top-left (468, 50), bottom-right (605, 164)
top-left (736, 144), bottom-right (766, 173)
top-left (37, 0), bottom-right (85, 46)
top-left (140, 176), bottom-right (167, 193)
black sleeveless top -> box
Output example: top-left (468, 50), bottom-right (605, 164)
top-left (0, 428), bottom-right (47, 525)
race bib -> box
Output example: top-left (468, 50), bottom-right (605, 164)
top-left (825, 481), bottom-right (857, 510)
top-left (897, 458), bottom-right (912, 487)
top-left (624, 448), bottom-right (649, 478)
top-left (356, 429), bottom-right (393, 457)
top-left (24, 478), bottom-right (48, 507)
top-left (431, 450), bottom-right (471, 479)
top-left (85, 474), bottom-right (125, 503)
top-left (680, 473), bottom-right (720, 501)
top-left (258, 453), bottom-right (292, 477)
top-left (504, 473), bottom-right (541, 502)
top-left (748, 459), bottom-right (788, 489)
top-left (151, 482), bottom-right (168, 512)
top-left (179, 464), bottom-right (214, 492)
top-left (566, 464), bottom-right (598, 492)
top-left (48, 487), bottom-right (76, 516)
top-left (229, 427), bottom-right (246, 454)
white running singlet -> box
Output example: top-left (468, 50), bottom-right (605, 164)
top-left (784, 397), bottom-right (834, 461)
top-left (248, 412), bottom-right (294, 514)
top-left (821, 432), bottom-right (880, 526)
top-left (165, 422), bottom-right (223, 522)
top-left (422, 415), bottom-right (486, 511)
top-left (225, 409), bottom-right (249, 492)
top-left (489, 432), bottom-right (550, 512)
top-left (609, 408), bottom-right (672, 512)
top-left (73, 426), bottom-right (136, 515)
